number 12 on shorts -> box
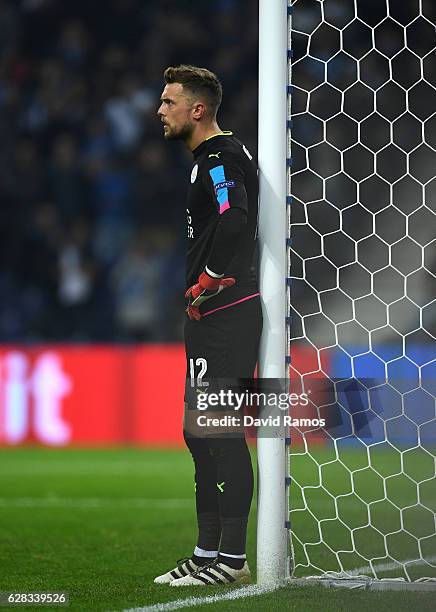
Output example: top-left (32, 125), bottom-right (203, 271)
top-left (189, 358), bottom-right (208, 387)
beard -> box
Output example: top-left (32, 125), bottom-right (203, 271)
top-left (164, 121), bottom-right (193, 142)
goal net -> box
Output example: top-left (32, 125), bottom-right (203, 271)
top-left (287, 0), bottom-right (436, 586)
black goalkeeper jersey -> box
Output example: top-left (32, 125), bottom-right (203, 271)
top-left (186, 132), bottom-right (259, 314)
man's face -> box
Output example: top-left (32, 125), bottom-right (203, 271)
top-left (157, 83), bottom-right (195, 141)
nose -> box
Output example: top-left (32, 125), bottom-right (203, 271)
top-left (157, 104), bottom-right (164, 118)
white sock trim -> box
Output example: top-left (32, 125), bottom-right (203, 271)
top-left (205, 266), bottom-right (224, 279)
top-left (219, 552), bottom-right (246, 559)
top-left (194, 546), bottom-right (218, 558)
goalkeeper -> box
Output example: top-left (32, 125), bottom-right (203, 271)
top-left (155, 65), bottom-right (262, 587)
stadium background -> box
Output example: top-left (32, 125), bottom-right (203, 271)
top-left (0, 0), bottom-right (258, 345)
top-left (0, 0), bottom-right (259, 446)
top-left (0, 0), bottom-right (434, 447)
top-left (0, 1), bottom-right (435, 610)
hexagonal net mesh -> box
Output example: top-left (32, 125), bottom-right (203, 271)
top-left (287, 0), bottom-right (436, 583)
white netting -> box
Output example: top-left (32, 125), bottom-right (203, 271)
top-left (287, 0), bottom-right (436, 583)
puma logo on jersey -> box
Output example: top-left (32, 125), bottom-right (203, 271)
top-left (208, 152), bottom-right (221, 159)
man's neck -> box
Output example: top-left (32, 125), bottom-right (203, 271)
top-left (186, 121), bottom-right (223, 152)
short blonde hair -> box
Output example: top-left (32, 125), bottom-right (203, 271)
top-left (164, 65), bottom-right (222, 117)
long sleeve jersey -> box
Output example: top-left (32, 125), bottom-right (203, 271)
top-left (186, 132), bottom-right (259, 315)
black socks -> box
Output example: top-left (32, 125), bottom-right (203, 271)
top-left (218, 552), bottom-right (246, 570)
top-left (184, 430), bottom-right (254, 566)
top-left (196, 512), bottom-right (221, 553)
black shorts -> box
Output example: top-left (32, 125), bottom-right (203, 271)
top-left (184, 295), bottom-right (263, 411)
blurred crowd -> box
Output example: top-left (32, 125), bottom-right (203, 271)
top-left (1, 0), bottom-right (434, 344)
top-left (0, 0), bottom-right (258, 342)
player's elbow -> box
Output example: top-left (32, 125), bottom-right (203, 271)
top-left (221, 207), bottom-right (247, 240)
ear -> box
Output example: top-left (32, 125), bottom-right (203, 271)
top-left (192, 102), bottom-right (206, 121)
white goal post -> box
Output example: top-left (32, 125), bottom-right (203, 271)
top-left (257, 0), bottom-right (436, 590)
top-left (257, 0), bottom-right (289, 584)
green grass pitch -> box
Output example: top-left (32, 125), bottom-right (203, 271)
top-left (0, 448), bottom-right (435, 611)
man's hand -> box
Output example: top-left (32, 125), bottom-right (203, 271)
top-left (185, 270), bottom-right (235, 320)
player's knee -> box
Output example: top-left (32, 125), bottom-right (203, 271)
top-left (207, 436), bottom-right (249, 461)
